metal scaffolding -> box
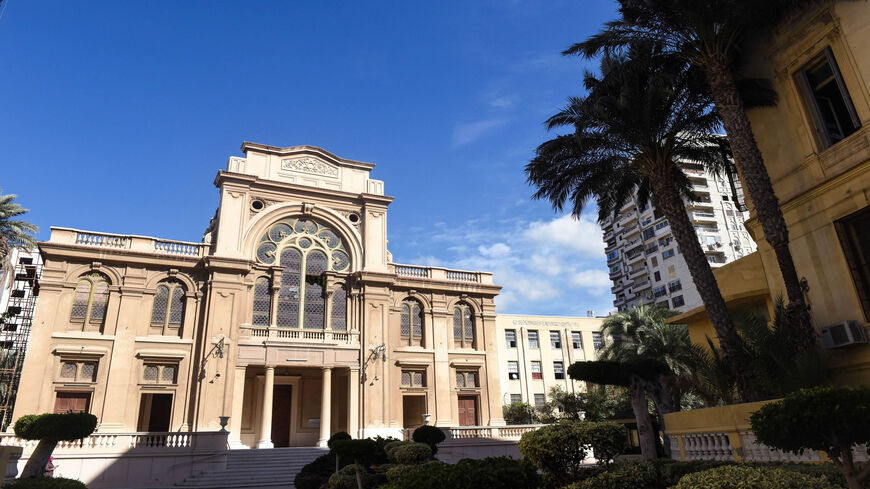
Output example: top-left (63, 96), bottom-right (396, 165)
top-left (0, 251), bottom-right (41, 430)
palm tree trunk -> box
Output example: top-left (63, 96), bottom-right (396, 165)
top-left (704, 55), bottom-right (815, 352)
top-left (648, 376), bottom-right (679, 459)
top-left (649, 174), bottom-right (766, 402)
top-left (628, 379), bottom-right (657, 460)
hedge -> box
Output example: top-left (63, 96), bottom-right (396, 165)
top-left (381, 457), bottom-right (539, 489)
top-left (6, 478), bottom-right (88, 489)
top-left (672, 465), bottom-right (841, 489)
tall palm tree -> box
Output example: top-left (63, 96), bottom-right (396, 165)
top-left (526, 43), bottom-right (764, 400)
top-left (568, 0), bottom-right (817, 352)
top-left (598, 304), bottom-right (697, 457)
top-left (0, 188), bottom-right (38, 262)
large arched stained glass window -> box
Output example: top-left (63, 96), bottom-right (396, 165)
top-left (150, 281), bottom-right (186, 335)
top-left (254, 218), bottom-right (353, 331)
top-left (277, 248), bottom-right (302, 328)
top-left (400, 299), bottom-right (423, 346)
top-left (453, 303), bottom-right (475, 349)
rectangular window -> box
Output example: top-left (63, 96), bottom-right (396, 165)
top-left (508, 361), bottom-right (519, 380)
top-left (534, 393), bottom-right (546, 408)
top-left (655, 220), bottom-right (669, 230)
top-left (528, 330), bottom-right (539, 349)
top-left (549, 331), bottom-right (561, 349)
top-left (835, 206), bottom-right (870, 320)
top-left (653, 286), bottom-right (668, 298)
top-left (662, 249), bottom-right (675, 260)
top-left (59, 360), bottom-right (98, 383)
top-left (668, 280), bottom-right (682, 293)
top-left (671, 295), bottom-right (685, 308)
top-left (401, 370), bottom-right (426, 388)
top-left (592, 332), bottom-right (603, 350)
top-left (456, 371), bottom-right (477, 388)
top-left (505, 329), bottom-right (517, 348)
top-left (798, 48), bottom-right (861, 148)
top-left (606, 250), bottom-right (620, 261)
top-left (142, 363), bottom-right (177, 385)
top-left (650, 257), bottom-right (658, 267)
top-left (642, 227), bottom-right (655, 240)
top-left (654, 271), bottom-right (661, 282)
top-left (510, 394), bottom-right (522, 404)
top-left (571, 332), bottom-right (583, 349)
top-left (531, 361), bottom-right (542, 380)
top-left (554, 361), bottom-right (565, 380)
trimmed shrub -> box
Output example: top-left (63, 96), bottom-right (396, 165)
top-left (748, 462), bottom-right (848, 488)
top-left (6, 478), bottom-right (88, 489)
top-left (503, 402), bottom-right (535, 425)
top-left (519, 420), bottom-right (589, 486)
top-left (651, 459), bottom-right (733, 486)
top-left (577, 421), bottom-right (627, 467)
top-left (411, 425), bottom-right (446, 455)
top-left (327, 464), bottom-right (380, 489)
top-left (565, 461), bottom-right (658, 489)
top-left (750, 386), bottom-right (870, 489)
top-left (391, 443), bottom-right (431, 464)
top-left (672, 465), bottom-right (840, 489)
top-left (327, 431), bottom-right (352, 450)
top-left (384, 441), bottom-right (409, 461)
top-left (294, 453), bottom-right (349, 489)
top-left (14, 413), bottom-right (98, 442)
top-left (382, 457), bottom-right (539, 489)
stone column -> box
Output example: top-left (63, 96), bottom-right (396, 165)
top-left (257, 366), bottom-right (275, 448)
top-left (348, 367), bottom-right (360, 438)
top-left (318, 367), bottom-right (333, 447)
top-left (229, 365), bottom-right (247, 448)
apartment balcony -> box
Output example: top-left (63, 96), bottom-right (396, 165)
top-left (607, 254), bottom-right (621, 264)
top-left (605, 241), bottom-right (618, 253)
top-left (626, 252), bottom-right (645, 265)
top-left (703, 243), bottom-right (726, 254)
top-left (619, 211), bottom-right (639, 226)
top-left (629, 267), bottom-right (648, 279)
top-left (611, 283), bottom-right (625, 294)
top-left (691, 180), bottom-right (709, 190)
top-left (603, 228), bottom-right (615, 241)
top-left (609, 268), bottom-right (623, 280)
top-left (614, 296), bottom-right (627, 307)
top-left (622, 223), bottom-right (641, 237)
top-left (685, 197), bottom-right (714, 210)
top-left (690, 210), bottom-right (717, 223)
top-left (633, 279), bottom-right (652, 292)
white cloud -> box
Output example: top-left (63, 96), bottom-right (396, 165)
top-left (478, 242), bottom-right (511, 257)
top-left (569, 269), bottom-right (611, 295)
top-left (523, 214), bottom-right (604, 257)
top-left (451, 118), bottom-right (507, 148)
top-left (489, 94), bottom-right (519, 109)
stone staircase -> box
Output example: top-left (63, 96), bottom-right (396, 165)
top-left (175, 447), bottom-right (327, 489)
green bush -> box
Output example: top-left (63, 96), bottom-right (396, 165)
top-left (577, 421), bottom-right (627, 467)
top-left (327, 464), bottom-right (380, 489)
top-left (565, 460), bottom-right (658, 489)
top-left (412, 426), bottom-right (446, 455)
top-left (381, 457), bottom-right (539, 489)
top-left (294, 452), bottom-right (351, 489)
top-left (384, 440), bottom-right (409, 461)
top-left (672, 465), bottom-right (840, 489)
top-left (747, 462), bottom-right (848, 488)
top-left (503, 402), bottom-right (535, 425)
top-left (750, 386), bottom-right (870, 489)
top-left (14, 413), bottom-right (98, 441)
top-left (519, 420), bottom-right (589, 486)
top-left (391, 443), bottom-right (432, 464)
top-left (651, 459), bottom-right (733, 486)
top-left (327, 431), bottom-right (352, 450)
top-left (6, 479), bottom-right (88, 489)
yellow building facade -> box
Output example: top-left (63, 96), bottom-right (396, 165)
top-left (11, 143), bottom-right (506, 448)
top-left (674, 1), bottom-right (870, 383)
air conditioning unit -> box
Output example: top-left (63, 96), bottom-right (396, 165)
top-left (508, 373), bottom-right (519, 380)
top-left (553, 342), bottom-right (561, 349)
top-left (821, 321), bottom-right (867, 348)
top-left (508, 340), bottom-right (516, 348)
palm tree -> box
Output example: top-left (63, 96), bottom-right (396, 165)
top-left (598, 304), bottom-right (697, 457)
top-left (568, 0), bottom-right (817, 352)
top-left (526, 43), bottom-right (764, 400)
top-left (0, 188), bottom-right (38, 262)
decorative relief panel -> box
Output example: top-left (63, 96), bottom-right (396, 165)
top-left (281, 157), bottom-right (339, 178)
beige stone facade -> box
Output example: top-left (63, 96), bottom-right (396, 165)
top-left (12, 143), bottom-right (505, 447)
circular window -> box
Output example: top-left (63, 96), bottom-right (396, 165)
top-left (348, 213), bottom-right (360, 224)
top-left (251, 199), bottom-right (265, 211)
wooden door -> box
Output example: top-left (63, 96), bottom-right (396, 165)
top-left (271, 385), bottom-right (292, 447)
top-left (54, 392), bottom-right (90, 413)
top-left (457, 396), bottom-right (477, 426)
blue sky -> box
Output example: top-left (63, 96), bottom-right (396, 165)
top-left (0, 0), bottom-right (617, 316)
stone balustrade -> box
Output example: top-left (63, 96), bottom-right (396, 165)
top-left (389, 263), bottom-right (493, 285)
top-left (239, 325), bottom-right (359, 344)
top-left (402, 424), bottom-right (544, 442)
top-left (50, 227), bottom-right (207, 258)
top-left (0, 431), bottom-right (227, 455)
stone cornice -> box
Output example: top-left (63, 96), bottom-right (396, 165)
top-left (214, 171), bottom-right (394, 206)
top-left (39, 242), bottom-right (203, 268)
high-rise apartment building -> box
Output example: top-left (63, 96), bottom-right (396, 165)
top-left (602, 162), bottom-right (757, 312)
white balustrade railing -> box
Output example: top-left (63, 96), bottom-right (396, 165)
top-left (240, 325), bottom-right (359, 344)
top-left (51, 228), bottom-right (206, 258)
top-left (0, 431), bottom-right (225, 454)
top-left (401, 424), bottom-right (545, 442)
top-left (681, 432), bottom-right (734, 461)
top-left (394, 265), bottom-right (430, 279)
top-left (445, 271), bottom-right (479, 283)
top-left (390, 263), bottom-right (491, 284)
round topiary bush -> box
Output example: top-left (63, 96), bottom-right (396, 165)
top-left (327, 431), bottom-right (352, 450)
top-left (518, 420), bottom-right (589, 486)
top-left (7, 478), bottom-right (88, 489)
top-left (672, 465), bottom-right (840, 489)
top-left (384, 440), bottom-right (409, 462)
top-left (13, 413), bottom-right (98, 479)
top-left (327, 464), bottom-right (379, 489)
top-left (565, 461), bottom-right (658, 489)
top-left (391, 442), bottom-right (432, 464)
top-left (411, 426), bottom-right (446, 455)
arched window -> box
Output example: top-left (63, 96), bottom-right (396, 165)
top-left (256, 218), bottom-right (353, 330)
top-left (151, 281), bottom-right (186, 336)
top-left (400, 299), bottom-right (423, 346)
top-left (453, 303), bottom-right (475, 349)
top-left (252, 277), bottom-right (272, 326)
top-left (70, 273), bottom-right (110, 332)
top-left (331, 284), bottom-right (347, 331)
